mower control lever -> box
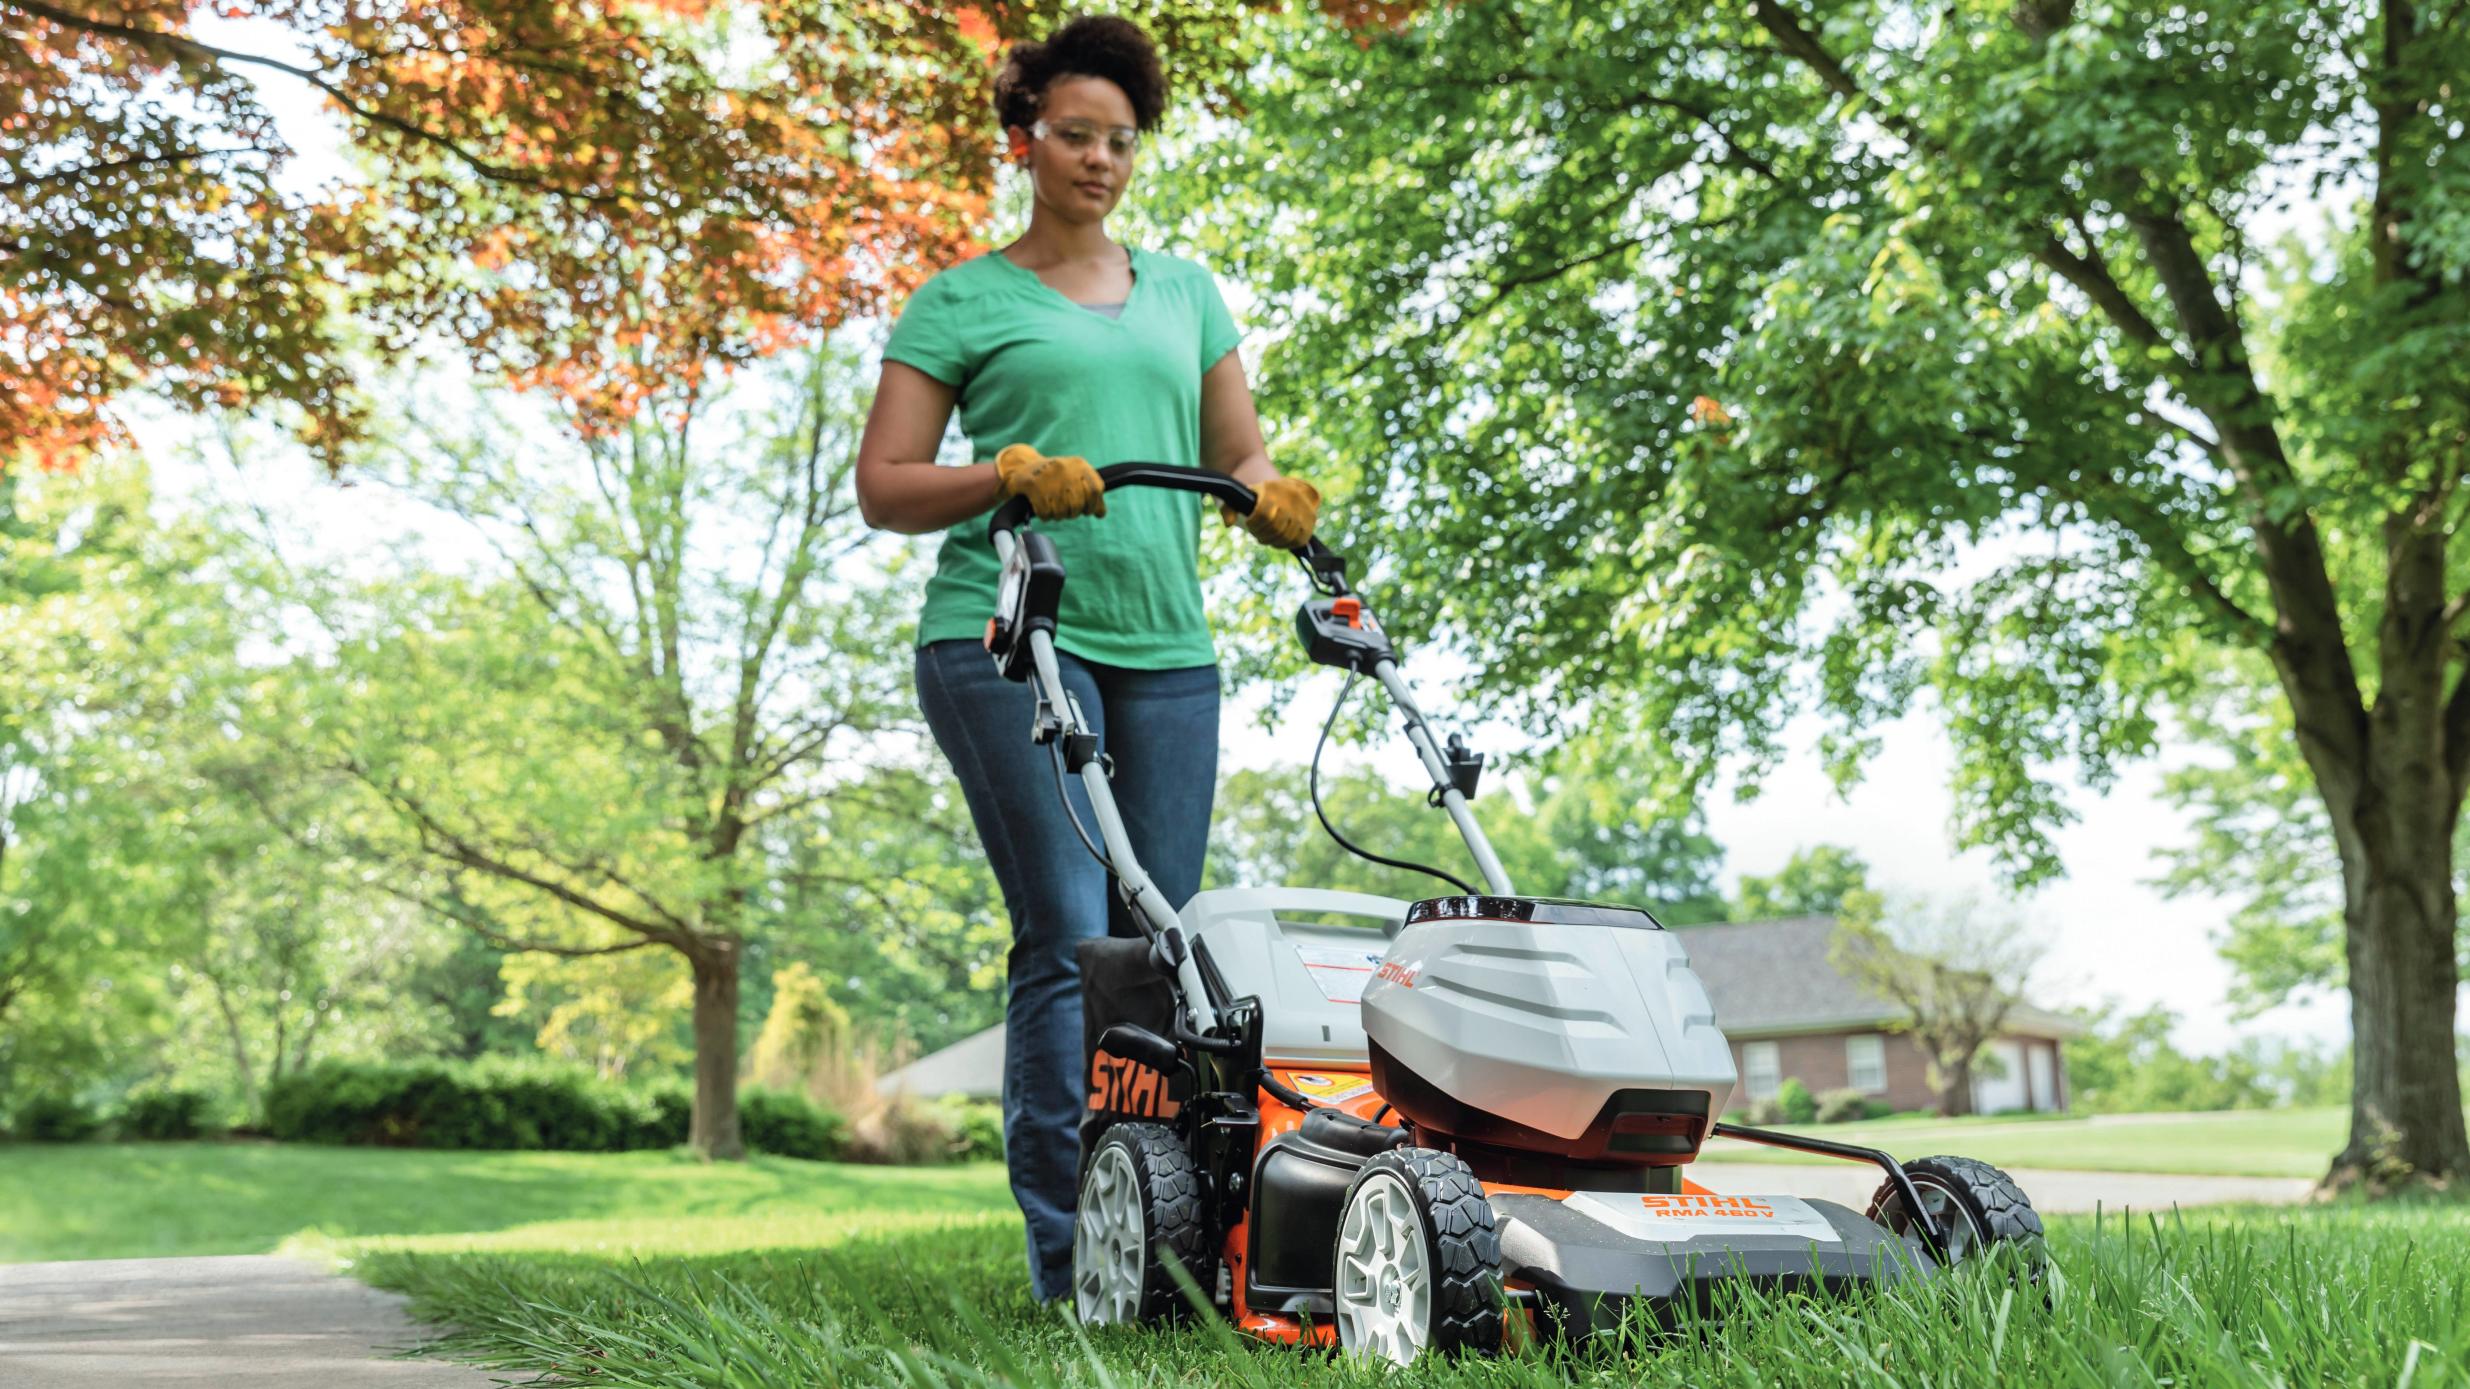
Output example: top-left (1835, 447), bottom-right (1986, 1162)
top-left (1298, 595), bottom-right (1395, 674)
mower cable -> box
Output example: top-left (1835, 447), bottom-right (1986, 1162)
top-left (1311, 672), bottom-right (1479, 896)
top-left (1046, 739), bottom-right (1111, 869)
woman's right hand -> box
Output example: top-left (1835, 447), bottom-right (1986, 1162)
top-left (994, 443), bottom-right (1108, 520)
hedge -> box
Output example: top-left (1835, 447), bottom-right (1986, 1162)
top-left (257, 1059), bottom-right (866, 1157)
top-left (264, 1058), bottom-right (691, 1152)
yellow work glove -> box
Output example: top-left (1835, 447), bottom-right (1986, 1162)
top-left (994, 443), bottom-right (1106, 520)
top-left (1222, 476), bottom-right (1321, 549)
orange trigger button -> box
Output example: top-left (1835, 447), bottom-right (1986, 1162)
top-left (1331, 597), bottom-right (1362, 630)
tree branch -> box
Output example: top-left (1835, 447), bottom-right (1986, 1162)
top-left (5, 0), bottom-right (623, 206)
top-left (339, 758), bottom-right (691, 948)
top-left (0, 144), bottom-right (275, 192)
top-left (421, 879), bottom-right (669, 959)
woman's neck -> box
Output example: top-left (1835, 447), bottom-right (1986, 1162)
top-left (1005, 208), bottom-right (1121, 269)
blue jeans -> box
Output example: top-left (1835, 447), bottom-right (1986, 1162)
top-left (914, 638), bottom-right (1220, 1301)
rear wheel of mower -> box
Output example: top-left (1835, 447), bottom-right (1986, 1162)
top-left (1072, 1123), bottom-right (1214, 1326)
top-left (1867, 1154), bottom-right (2046, 1276)
top-left (1331, 1147), bottom-right (1503, 1366)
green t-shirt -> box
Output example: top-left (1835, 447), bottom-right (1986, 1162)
top-left (883, 247), bottom-right (1243, 670)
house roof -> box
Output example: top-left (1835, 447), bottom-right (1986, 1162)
top-left (874, 1023), bottom-right (1004, 1101)
top-left (877, 913), bottom-right (2082, 1099)
top-left (1677, 914), bottom-right (2082, 1040)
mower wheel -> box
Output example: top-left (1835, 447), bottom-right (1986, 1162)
top-left (1073, 1123), bottom-right (1215, 1326)
top-left (1867, 1154), bottom-right (2046, 1275)
top-left (1331, 1146), bottom-right (1503, 1366)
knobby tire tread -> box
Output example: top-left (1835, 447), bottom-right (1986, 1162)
top-left (1350, 1146), bottom-right (1504, 1356)
top-left (1869, 1153), bottom-right (2047, 1276)
top-left (1109, 1122), bottom-right (1216, 1322)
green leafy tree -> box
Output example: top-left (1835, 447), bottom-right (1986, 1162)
top-left (301, 345), bottom-right (915, 1158)
top-left (1735, 845), bottom-right (1875, 921)
top-left (0, 462), bottom-right (223, 1092)
top-left (774, 768), bottom-right (1008, 1057)
top-left (2062, 1003), bottom-right (2283, 1114)
top-left (1175, 1), bottom-right (2470, 1185)
top-left (3, 459), bottom-right (468, 1108)
top-left (1209, 736), bottom-right (1728, 917)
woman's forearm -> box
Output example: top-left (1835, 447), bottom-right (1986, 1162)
top-left (855, 459), bottom-right (1005, 535)
top-left (1217, 450), bottom-right (1279, 489)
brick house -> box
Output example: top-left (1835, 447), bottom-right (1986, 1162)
top-left (1680, 915), bottom-right (2080, 1115)
top-left (880, 912), bottom-right (2080, 1114)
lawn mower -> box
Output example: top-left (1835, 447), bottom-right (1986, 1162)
top-left (983, 465), bottom-right (2046, 1365)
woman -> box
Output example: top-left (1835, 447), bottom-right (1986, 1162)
top-left (853, 15), bottom-right (1320, 1302)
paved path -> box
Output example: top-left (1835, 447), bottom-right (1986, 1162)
top-left (1696, 1163), bottom-right (2313, 1212)
top-left (0, 1256), bottom-right (497, 1388)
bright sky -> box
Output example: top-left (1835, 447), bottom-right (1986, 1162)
top-left (151, 15), bottom-right (2367, 1058)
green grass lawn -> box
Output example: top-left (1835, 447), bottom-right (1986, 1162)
top-left (360, 1201), bottom-right (2470, 1389)
top-left (7, 1140), bottom-right (2466, 1386)
top-left (0, 1141), bottom-right (1010, 1263)
top-left (1694, 1107), bottom-right (2353, 1178)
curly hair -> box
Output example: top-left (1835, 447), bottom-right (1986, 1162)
top-left (992, 15), bottom-right (1168, 134)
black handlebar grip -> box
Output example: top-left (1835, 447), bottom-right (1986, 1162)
top-left (986, 461), bottom-right (1257, 545)
top-left (986, 461), bottom-right (1343, 589)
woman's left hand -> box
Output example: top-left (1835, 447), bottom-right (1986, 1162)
top-left (1223, 476), bottom-right (1321, 549)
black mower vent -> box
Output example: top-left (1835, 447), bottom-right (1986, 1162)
top-left (1404, 896), bottom-right (1666, 931)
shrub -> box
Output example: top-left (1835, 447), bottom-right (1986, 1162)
top-left (631, 1081), bottom-right (694, 1149)
top-left (941, 1098), bottom-right (1003, 1162)
top-left (1776, 1077), bottom-right (1819, 1125)
top-left (264, 1059), bottom-right (676, 1152)
top-left (8, 1091), bottom-right (102, 1142)
top-left (1814, 1088), bottom-right (1894, 1124)
top-left (1738, 1097), bottom-right (1786, 1126)
top-left (116, 1087), bottom-right (222, 1140)
top-left (739, 1087), bottom-right (847, 1161)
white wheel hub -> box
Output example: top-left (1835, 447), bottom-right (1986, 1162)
top-left (1335, 1171), bottom-right (1431, 1366)
top-left (1073, 1144), bottom-right (1146, 1324)
top-left (1909, 1177), bottom-right (1983, 1263)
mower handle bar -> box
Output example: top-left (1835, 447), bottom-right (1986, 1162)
top-left (986, 462), bottom-right (1347, 592)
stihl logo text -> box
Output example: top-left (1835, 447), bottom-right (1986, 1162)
top-left (1375, 961), bottom-right (1420, 988)
top-left (1087, 1050), bottom-right (1180, 1120)
top-left (1641, 1194), bottom-right (1776, 1217)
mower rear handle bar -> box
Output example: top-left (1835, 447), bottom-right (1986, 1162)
top-left (986, 461), bottom-right (1351, 596)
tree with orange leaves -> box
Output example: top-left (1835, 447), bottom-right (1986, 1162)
top-left (1, 0), bottom-right (1265, 473)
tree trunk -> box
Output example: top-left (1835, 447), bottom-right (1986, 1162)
top-left (2327, 813), bottom-right (2469, 1188)
top-left (1937, 1055), bottom-right (1974, 1118)
top-left (688, 941), bottom-right (745, 1161)
top-left (2310, 510), bottom-right (2470, 1190)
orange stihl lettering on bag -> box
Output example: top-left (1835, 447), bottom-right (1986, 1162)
top-left (1087, 1050), bottom-right (1181, 1120)
top-left (1375, 960), bottom-right (1419, 988)
top-left (1641, 1194), bottom-right (1777, 1217)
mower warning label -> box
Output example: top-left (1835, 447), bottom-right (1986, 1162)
top-left (1564, 1191), bottom-right (1842, 1244)
top-left (1279, 1071), bottom-right (1375, 1105)
top-left (1292, 944), bottom-right (1386, 1004)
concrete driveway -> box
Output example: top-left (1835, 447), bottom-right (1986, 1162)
top-left (0, 1256), bottom-right (496, 1388)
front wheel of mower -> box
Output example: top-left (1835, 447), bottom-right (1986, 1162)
top-left (1331, 1146), bottom-right (1503, 1366)
top-left (1867, 1154), bottom-right (2047, 1277)
top-left (1073, 1123), bottom-right (1214, 1326)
